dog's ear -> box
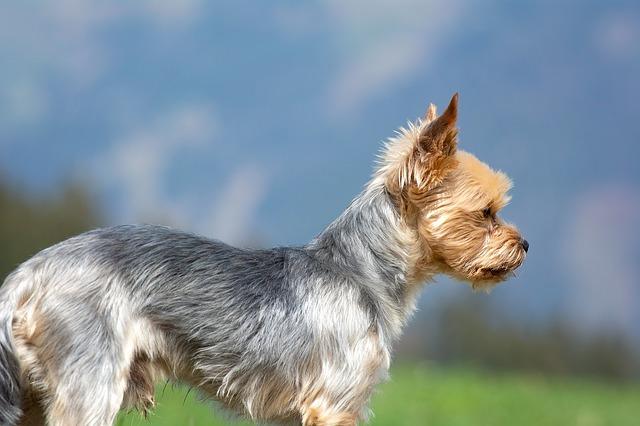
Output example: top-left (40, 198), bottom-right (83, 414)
top-left (424, 103), bottom-right (437, 123)
top-left (410, 93), bottom-right (459, 192)
top-left (386, 93), bottom-right (460, 213)
top-left (418, 93), bottom-right (458, 159)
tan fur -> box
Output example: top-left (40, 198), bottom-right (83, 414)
top-left (424, 103), bottom-right (437, 122)
top-left (12, 293), bottom-right (55, 413)
top-left (378, 93), bottom-right (526, 291)
top-left (302, 407), bottom-right (357, 426)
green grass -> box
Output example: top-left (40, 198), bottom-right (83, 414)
top-left (116, 365), bottom-right (640, 426)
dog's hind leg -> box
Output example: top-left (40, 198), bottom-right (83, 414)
top-left (41, 330), bottom-right (130, 426)
top-left (45, 374), bottom-right (126, 426)
top-left (14, 299), bottom-right (132, 426)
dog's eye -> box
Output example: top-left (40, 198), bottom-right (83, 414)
top-left (482, 207), bottom-right (492, 218)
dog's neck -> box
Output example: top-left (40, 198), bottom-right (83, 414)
top-left (306, 182), bottom-right (436, 339)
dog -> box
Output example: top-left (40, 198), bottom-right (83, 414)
top-left (0, 93), bottom-right (527, 426)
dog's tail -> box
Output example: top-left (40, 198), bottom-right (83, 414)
top-left (0, 270), bottom-right (27, 425)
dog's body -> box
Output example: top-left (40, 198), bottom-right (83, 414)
top-left (0, 94), bottom-right (527, 425)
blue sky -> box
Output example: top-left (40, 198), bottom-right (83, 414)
top-left (0, 0), bottom-right (638, 339)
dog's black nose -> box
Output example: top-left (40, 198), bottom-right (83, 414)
top-left (521, 239), bottom-right (529, 253)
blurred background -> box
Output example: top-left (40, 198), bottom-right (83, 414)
top-left (1, 1), bottom-right (639, 425)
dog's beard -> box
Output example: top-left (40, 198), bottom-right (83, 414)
top-left (464, 242), bottom-right (526, 286)
top-left (434, 232), bottom-right (526, 288)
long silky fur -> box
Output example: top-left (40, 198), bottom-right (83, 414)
top-left (0, 94), bottom-right (526, 426)
top-left (0, 182), bottom-right (425, 425)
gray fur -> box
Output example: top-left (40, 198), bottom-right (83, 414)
top-left (0, 286), bottom-right (22, 424)
top-left (0, 184), bottom-right (419, 425)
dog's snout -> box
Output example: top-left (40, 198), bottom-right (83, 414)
top-left (521, 239), bottom-right (529, 253)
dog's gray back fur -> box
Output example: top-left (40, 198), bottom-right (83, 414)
top-left (0, 184), bottom-right (420, 424)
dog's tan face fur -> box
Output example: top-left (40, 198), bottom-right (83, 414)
top-left (422, 150), bottom-right (525, 286)
top-left (380, 94), bottom-right (527, 288)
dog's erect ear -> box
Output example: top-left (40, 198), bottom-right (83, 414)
top-left (408, 93), bottom-right (459, 193)
top-left (424, 103), bottom-right (437, 123)
top-left (418, 93), bottom-right (458, 158)
top-left (386, 93), bottom-right (460, 213)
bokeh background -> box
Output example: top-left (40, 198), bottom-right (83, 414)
top-left (1, 1), bottom-right (639, 425)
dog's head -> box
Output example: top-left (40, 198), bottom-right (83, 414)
top-left (381, 93), bottom-right (527, 288)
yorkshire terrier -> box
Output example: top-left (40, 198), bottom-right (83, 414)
top-left (0, 93), bottom-right (527, 426)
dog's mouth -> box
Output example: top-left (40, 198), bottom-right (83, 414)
top-left (473, 266), bottom-right (514, 282)
top-left (483, 267), bottom-right (509, 276)
top-left (474, 250), bottom-right (527, 281)
top-left (466, 267), bottom-right (515, 290)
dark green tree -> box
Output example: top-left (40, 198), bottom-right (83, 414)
top-left (0, 178), bottom-right (101, 282)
